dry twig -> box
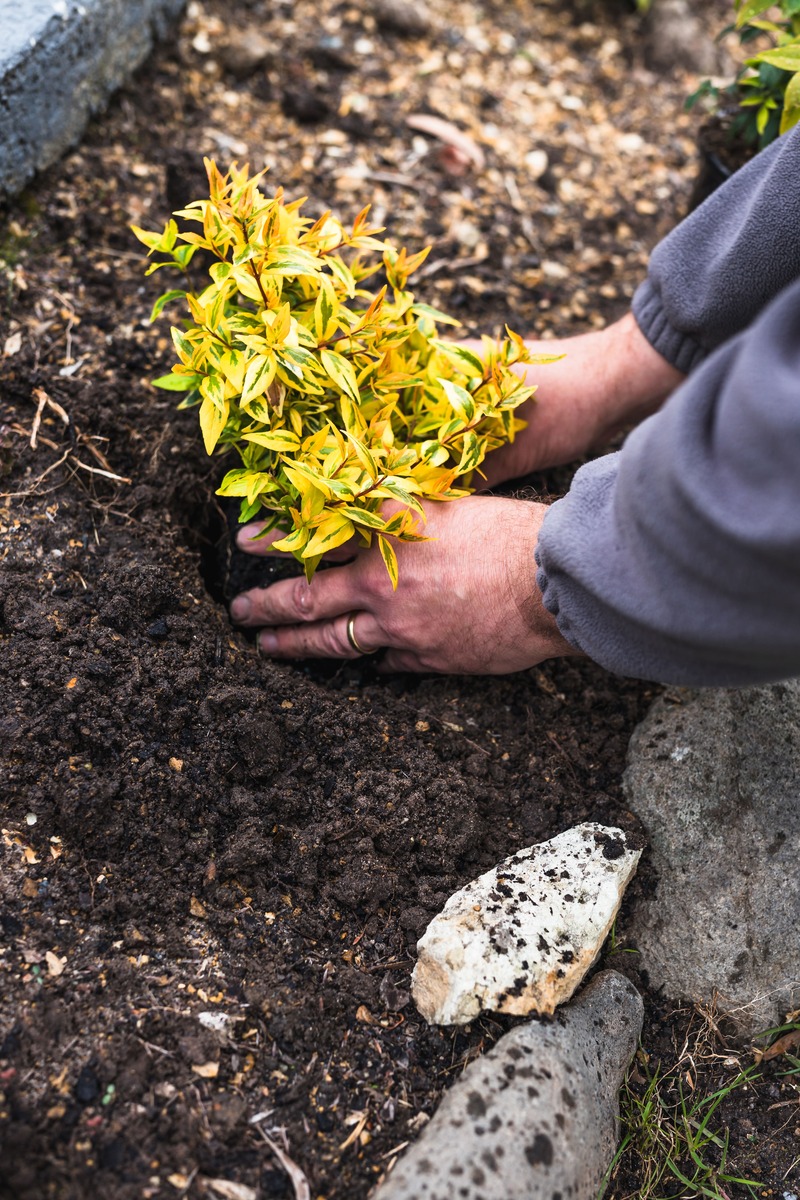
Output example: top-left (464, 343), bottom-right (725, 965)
top-left (252, 1119), bottom-right (311, 1200)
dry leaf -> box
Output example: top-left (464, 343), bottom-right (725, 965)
top-left (169, 757), bottom-right (184, 772)
top-left (405, 113), bottom-right (485, 170)
top-left (206, 1181), bottom-right (257, 1200)
top-left (253, 1125), bottom-right (311, 1200)
top-left (45, 951), bottom-right (65, 977)
top-left (3, 331), bottom-right (22, 357)
top-left (167, 1174), bottom-right (191, 1190)
top-left (355, 1004), bottom-right (374, 1024)
top-left (754, 1027), bottom-right (800, 1063)
top-left (192, 1061), bottom-right (219, 1078)
top-left (190, 896), bottom-right (207, 918)
top-left (338, 1110), bottom-right (369, 1152)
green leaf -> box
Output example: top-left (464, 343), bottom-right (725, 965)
top-left (735, 0), bottom-right (773, 27)
top-left (151, 371), bottom-right (203, 391)
top-left (320, 348), bottom-right (361, 405)
top-left (173, 244), bottom-right (197, 269)
top-left (430, 339), bottom-right (485, 375)
top-left (265, 247), bottom-right (322, 276)
top-left (456, 430), bottom-right (482, 474)
top-left (344, 430), bottom-right (379, 480)
top-left (131, 224), bottom-right (162, 250)
top-left (150, 290), bottom-right (187, 322)
top-left (314, 276), bottom-right (340, 343)
top-left (171, 327), bottom-right (195, 363)
top-left (751, 44), bottom-right (800, 70)
top-left (241, 430), bottom-right (301, 452)
top-left (440, 378), bottom-right (476, 423)
top-left (201, 372), bottom-right (227, 412)
top-left (304, 553), bottom-right (323, 583)
top-left (340, 505), bottom-right (386, 529)
top-left (377, 535), bottom-right (399, 590)
top-left (780, 71), bottom-right (800, 131)
top-left (284, 461), bottom-right (334, 500)
top-left (239, 497), bottom-right (263, 523)
top-left (420, 440), bottom-right (450, 467)
top-left (302, 512), bottom-right (355, 558)
top-left (271, 525), bottom-right (310, 554)
top-left (216, 468), bottom-right (253, 496)
top-left (241, 354), bottom-right (277, 406)
top-left (411, 302), bottom-right (461, 327)
top-left (327, 256), bottom-right (356, 297)
top-left (199, 395), bottom-right (229, 454)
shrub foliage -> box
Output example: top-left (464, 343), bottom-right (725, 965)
top-left (134, 160), bottom-right (554, 584)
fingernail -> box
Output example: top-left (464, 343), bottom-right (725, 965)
top-left (259, 631), bottom-right (279, 654)
top-left (230, 596), bottom-right (251, 622)
top-left (236, 523), bottom-right (262, 549)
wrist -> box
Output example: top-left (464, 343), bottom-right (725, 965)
top-left (589, 312), bottom-right (686, 443)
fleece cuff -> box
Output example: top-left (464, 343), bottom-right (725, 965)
top-left (632, 279), bottom-right (707, 376)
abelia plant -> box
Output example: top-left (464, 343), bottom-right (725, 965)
top-left (134, 160), bottom-right (554, 585)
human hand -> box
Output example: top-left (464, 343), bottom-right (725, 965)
top-left (465, 313), bottom-right (685, 488)
top-left (229, 496), bottom-right (579, 674)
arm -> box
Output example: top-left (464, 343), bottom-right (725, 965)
top-left (466, 314), bottom-right (684, 486)
top-left (479, 120), bottom-right (800, 487)
top-left (633, 119), bottom-right (800, 373)
top-left (536, 274), bottom-right (800, 686)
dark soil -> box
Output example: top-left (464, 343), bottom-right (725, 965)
top-left (1, 2), bottom-right (797, 1198)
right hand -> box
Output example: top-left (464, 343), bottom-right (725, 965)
top-left (462, 312), bottom-right (686, 488)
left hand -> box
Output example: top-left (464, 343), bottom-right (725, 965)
top-left (229, 496), bottom-right (580, 674)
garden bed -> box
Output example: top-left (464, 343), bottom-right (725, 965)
top-left (1, 1), bottom-right (796, 1197)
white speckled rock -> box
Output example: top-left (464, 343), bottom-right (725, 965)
top-left (372, 971), bottom-right (644, 1200)
top-left (412, 823), bottom-right (641, 1025)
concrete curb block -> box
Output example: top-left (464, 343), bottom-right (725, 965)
top-left (0, 0), bottom-right (186, 199)
top-left (372, 971), bottom-right (644, 1200)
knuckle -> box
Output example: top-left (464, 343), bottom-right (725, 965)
top-left (320, 621), bottom-right (348, 657)
top-left (291, 577), bottom-right (315, 620)
top-left (362, 566), bottom-right (394, 606)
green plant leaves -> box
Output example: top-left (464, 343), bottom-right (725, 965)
top-left (320, 348), bottom-right (361, 405)
top-left (136, 158), bottom-right (545, 583)
top-left (753, 42), bottom-right (800, 69)
top-left (735, 0), bottom-right (774, 28)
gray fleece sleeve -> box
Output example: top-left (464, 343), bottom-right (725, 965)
top-left (632, 123), bottom-right (800, 373)
top-left (536, 276), bottom-right (800, 686)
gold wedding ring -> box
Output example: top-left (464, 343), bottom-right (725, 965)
top-left (346, 612), bottom-right (369, 656)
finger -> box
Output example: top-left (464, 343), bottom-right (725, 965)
top-left (258, 611), bottom-right (384, 660)
top-left (378, 648), bottom-right (432, 674)
top-left (231, 561), bottom-right (362, 628)
top-left (236, 522), bottom-right (359, 563)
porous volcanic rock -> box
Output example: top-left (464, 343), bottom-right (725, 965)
top-left (624, 683), bottom-right (800, 1037)
top-left (373, 971), bottom-right (644, 1200)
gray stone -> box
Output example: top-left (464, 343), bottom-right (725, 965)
top-left (217, 28), bottom-right (274, 80)
top-left (624, 683), bottom-right (800, 1038)
top-left (372, 0), bottom-right (432, 38)
top-left (644, 0), bottom-right (721, 76)
top-left (372, 971), bottom-right (643, 1200)
top-left (0, 0), bottom-right (186, 199)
